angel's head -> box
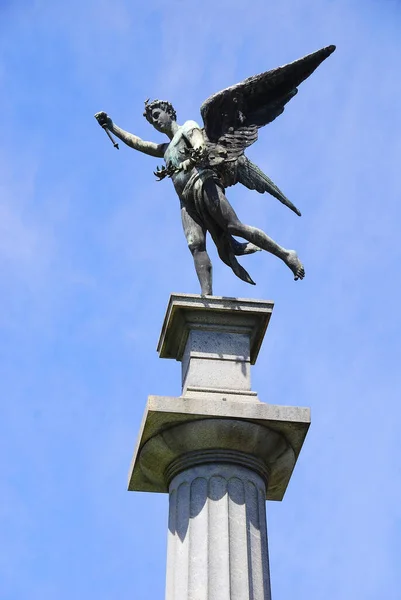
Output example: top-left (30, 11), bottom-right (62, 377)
top-left (143, 99), bottom-right (177, 133)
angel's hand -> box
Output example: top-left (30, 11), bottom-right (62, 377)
top-left (94, 111), bottom-right (112, 128)
top-left (178, 158), bottom-right (194, 172)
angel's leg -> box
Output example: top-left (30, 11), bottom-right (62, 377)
top-left (181, 205), bottom-right (213, 295)
top-left (204, 181), bottom-right (305, 280)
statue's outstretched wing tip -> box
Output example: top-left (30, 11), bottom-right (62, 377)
top-left (235, 156), bottom-right (303, 216)
top-left (318, 44), bottom-right (336, 61)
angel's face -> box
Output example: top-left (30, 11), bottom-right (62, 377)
top-left (151, 108), bottom-right (173, 134)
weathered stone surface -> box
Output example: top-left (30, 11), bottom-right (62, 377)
top-left (128, 395), bottom-right (310, 501)
top-left (182, 329), bottom-right (251, 392)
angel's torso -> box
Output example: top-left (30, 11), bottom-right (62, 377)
top-left (164, 120), bottom-right (202, 195)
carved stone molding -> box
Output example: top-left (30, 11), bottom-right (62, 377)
top-left (138, 418), bottom-right (294, 501)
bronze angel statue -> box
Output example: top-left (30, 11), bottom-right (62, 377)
top-left (95, 45), bottom-right (335, 295)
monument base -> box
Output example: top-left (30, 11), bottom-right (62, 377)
top-left (128, 294), bottom-right (311, 600)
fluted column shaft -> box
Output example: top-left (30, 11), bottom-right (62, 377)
top-left (165, 461), bottom-right (271, 600)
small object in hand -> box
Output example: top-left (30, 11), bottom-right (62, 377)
top-left (94, 112), bottom-right (119, 149)
top-left (102, 125), bottom-right (119, 150)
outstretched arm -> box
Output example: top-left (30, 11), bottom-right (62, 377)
top-left (94, 112), bottom-right (167, 158)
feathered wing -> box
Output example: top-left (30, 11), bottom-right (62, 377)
top-left (200, 45), bottom-right (336, 141)
top-left (200, 45), bottom-right (335, 214)
top-left (236, 155), bottom-right (301, 216)
top-left (202, 130), bottom-right (302, 215)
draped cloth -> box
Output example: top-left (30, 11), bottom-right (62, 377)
top-left (180, 168), bottom-right (255, 285)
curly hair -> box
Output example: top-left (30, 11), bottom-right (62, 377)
top-left (143, 99), bottom-right (177, 124)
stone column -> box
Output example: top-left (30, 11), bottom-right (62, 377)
top-left (128, 294), bottom-right (311, 600)
top-left (166, 462), bottom-right (271, 600)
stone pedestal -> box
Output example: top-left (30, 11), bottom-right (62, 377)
top-left (128, 294), bottom-right (310, 600)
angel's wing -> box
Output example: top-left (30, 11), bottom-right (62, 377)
top-left (206, 147), bottom-right (302, 216)
top-left (200, 45), bottom-right (336, 143)
top-left (200, 45), bottom-right (335, 215)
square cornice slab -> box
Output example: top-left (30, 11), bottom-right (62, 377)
top-left (157, 294), bottom-right (274, 365)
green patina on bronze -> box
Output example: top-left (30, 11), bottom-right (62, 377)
top-left (95, 45), bottom-right (335, 295)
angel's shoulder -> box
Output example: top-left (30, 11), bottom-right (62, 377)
top-left (182, 119), bottom-right (202, 133)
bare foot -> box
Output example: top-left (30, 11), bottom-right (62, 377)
top-left (286, 250), bottom-right (305, 280)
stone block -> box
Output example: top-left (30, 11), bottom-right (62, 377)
top-left (157, 293), bottom-right (274, 398)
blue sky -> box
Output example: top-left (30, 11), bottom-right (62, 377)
top-left (1, 0), bottom-right (401, 598)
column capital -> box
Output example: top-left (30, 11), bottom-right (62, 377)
top-left (128, 395), bottom-right (310, 501)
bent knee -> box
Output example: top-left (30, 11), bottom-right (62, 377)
top-left (187, 237), bottom-right (206, 254)
top-left (227, 221), bottom-right (243, 236)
